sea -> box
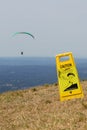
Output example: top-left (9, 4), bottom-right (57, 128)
top-left (0, 57), bottom-right (87, 93)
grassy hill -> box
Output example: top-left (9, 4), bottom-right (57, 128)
top-left (0, 81), bottom-right (87, 130)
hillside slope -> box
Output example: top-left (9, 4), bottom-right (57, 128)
top-left (0, 81), bottom-right (87, 130)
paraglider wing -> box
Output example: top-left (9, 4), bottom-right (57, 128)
top-left (13, 32), bottom-right (35, 39)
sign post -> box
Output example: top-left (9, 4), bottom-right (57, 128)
top-left (56, 52), bottom-right (84, 101)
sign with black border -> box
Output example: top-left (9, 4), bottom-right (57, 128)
top-left (56, 52), bottom-right (84, 101)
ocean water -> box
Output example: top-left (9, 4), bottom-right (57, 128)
top-left (0, 57), bottom-right (87, 93)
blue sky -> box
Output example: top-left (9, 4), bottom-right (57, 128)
top-left (0, 0), bottom-right (87, 58)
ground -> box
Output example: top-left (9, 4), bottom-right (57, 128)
top-left (0, 80), bottom-right (87, 130)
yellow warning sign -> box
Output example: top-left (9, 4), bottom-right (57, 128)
top-left (56, 52), bottom-right (84, 101)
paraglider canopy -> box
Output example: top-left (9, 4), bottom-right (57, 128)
top-left (13, 32), bottom-right (35, 39)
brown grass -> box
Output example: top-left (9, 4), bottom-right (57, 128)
top-left (0, 81), bottom-right (87, 130)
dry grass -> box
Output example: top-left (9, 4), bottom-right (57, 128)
top-left (0, 81), bottom-right (87, 130)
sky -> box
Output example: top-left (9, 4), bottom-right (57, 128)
top-left (0, 0), bottom-right (87, 58)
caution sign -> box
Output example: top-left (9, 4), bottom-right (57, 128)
top-left (56, 52), bottom-right (84, 101)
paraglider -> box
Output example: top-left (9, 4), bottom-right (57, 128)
top-left (21, 52), bottom-right (23, 55)
top-left (12, 31), bottom-right (35, 56)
